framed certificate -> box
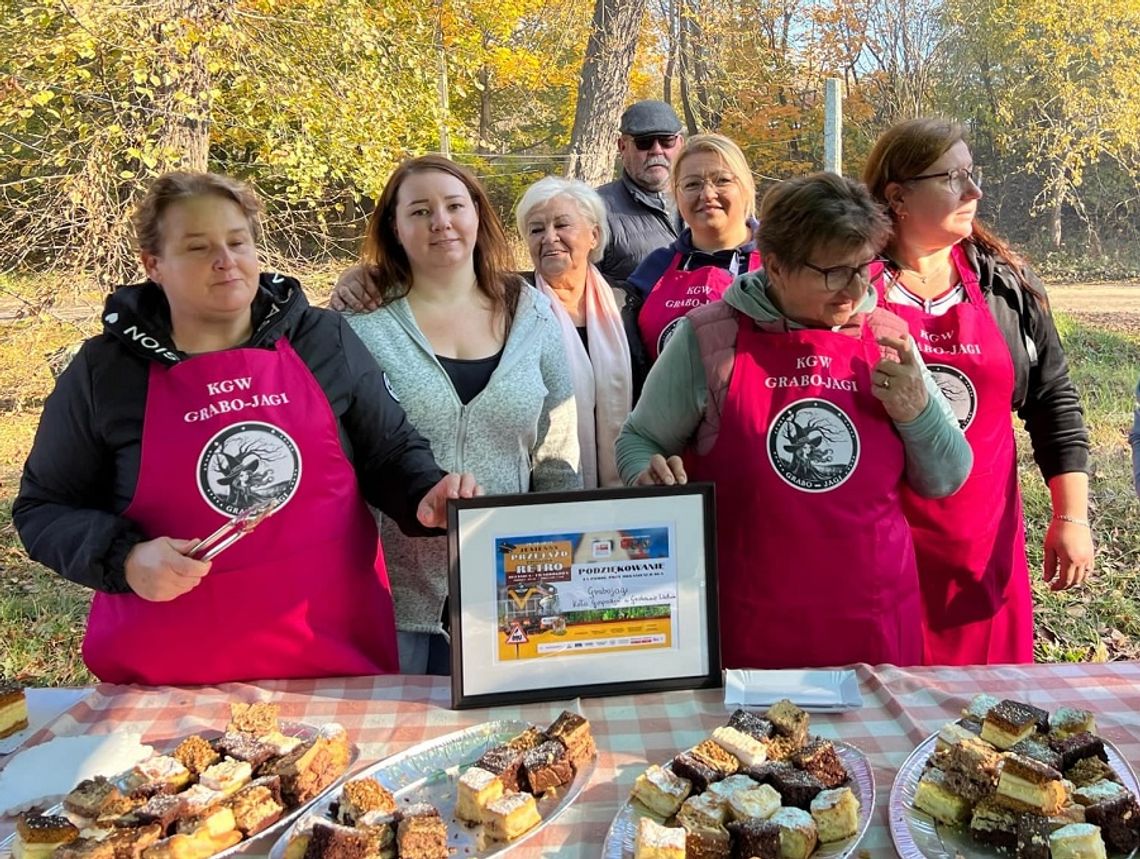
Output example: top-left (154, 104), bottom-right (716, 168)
top-left (446, 484), bottom-right (720, 709)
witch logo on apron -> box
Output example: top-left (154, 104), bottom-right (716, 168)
top-left (197, 421), bottom-right (302, 515)
top-left (766, 398), bottom-right (860, 492)
top-left (657, 317), bottom-right (685, 356)
top-left (927, 364), bottom-right (978, 430)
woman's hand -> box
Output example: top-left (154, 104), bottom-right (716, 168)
top-left (635, 454), bottom-right (688, 486)
top-left (872, 335), bottom-right (928, 423)
top-left (329, 264), bottom-right (382, 312)
top-left (1043, 519), bottom-right (1094, 590)
top-left (417, 472), bottom-right (483, 528)
top-left (124, 537), bottom-right (212, 602)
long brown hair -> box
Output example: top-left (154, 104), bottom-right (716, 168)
top-left (361, 155), bottom-right (521, 321)
top-left (862, 117), bottom-right (1037, 296)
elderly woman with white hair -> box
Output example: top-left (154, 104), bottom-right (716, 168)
top-left (515, 177), bottom-right (648, 488)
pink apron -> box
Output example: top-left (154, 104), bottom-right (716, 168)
top-left (84, 337), bottom-right (399, 685)
top-left (876, 245), bottom-right (1033, 665)
top-left (638, 250), bottom-right (762, 361)
top-left (688, 318), bottom-right (923, 669)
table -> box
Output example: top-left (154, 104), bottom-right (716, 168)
top-left (2, 662), bottom-right (1139, 856)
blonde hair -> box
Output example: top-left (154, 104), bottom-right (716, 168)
top-left (671, 133), bottom-right (757, 219)
top-left (514, 177), bottom-right (610, 264)
top-left (132, 172), bottom-right (261, 255)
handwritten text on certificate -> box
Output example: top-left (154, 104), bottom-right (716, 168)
top-left (493, 526), bottom-right (678, 662)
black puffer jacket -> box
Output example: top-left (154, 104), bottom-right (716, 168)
top-left (596, 172), bottom-right (681, 288)
top-left (966, 242), bottom-right (1089, 479)
top-left (14, 274), bottom-right (445, 594)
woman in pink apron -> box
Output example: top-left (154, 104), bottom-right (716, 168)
top-left (615, 173), bottom-right (972, 669)
top-left (628, 134), bottom-right (763, 362)
top-left (14, 171), bottom-right (478, 686)
top-left (863, 119), bottom-right (1093, 666)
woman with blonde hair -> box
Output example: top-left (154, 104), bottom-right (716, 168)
top-left (628, 133), bottom-right (763, 362)
top-left (864, 118), bottom-right (1091, 665)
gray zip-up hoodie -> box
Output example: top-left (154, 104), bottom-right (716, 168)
top-left (347, 285), bottom-right (582, 633)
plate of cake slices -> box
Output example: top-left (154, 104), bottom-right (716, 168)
top-left (602, 699), bottom-right (875, 858)
top-left (269, 709), bottom-right (597, 859)
top-left (0, 701), bottom-right (358, 859)
top-left (890, 694), bottom-right (1140, 859)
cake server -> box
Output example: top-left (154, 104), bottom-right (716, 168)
top-left (187, 497), bottom-right (279, 561)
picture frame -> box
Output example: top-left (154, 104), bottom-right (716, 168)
top-left (446, 483), bottom-right (720, 709)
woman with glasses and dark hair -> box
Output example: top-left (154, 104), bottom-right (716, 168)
top-left (616, 172), bottom-right (970, 669)
top-left (627, 134), bottom-right (763, 363)
top-left (863, 117), bottom-right (1092, 666)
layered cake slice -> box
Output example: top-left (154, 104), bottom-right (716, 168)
top-left (128, 755), bottom-right (193, 797)
top-left (1049, 822), bottom-right (1108, 859)
top-left (726, 709), bottom-right (774, 741)
top-left (768, 806), bottom-right (819, 859)
top-left (770, 765), bottom-right (825, 810)
top-left (710, 726), bottom-right (767, 767)
top-left (675, 792), bottom-right (729, 830)
top-left (1016, 813), bottom-right (1052, 859)
top-left (213, 733), bottom-right (276, 769)
top-left (221, 782), bottom-right (284, 836)
top-left (474, 746), bottom-right (526, 793)
top-left (259, 737), bottom-right (341, 806)
top-left (456, 766), bottom-right (504, 823)
top-left (174, 806), bottom-right (237, 838)
top-left (63, 776), bottom-right (126, 821)
top-left (1073, 779), bottom-right (1130, 807)
top-left (198, 758), bottom-right (252, 795)
top-left (967, 796), bottom-right (1019, 850)
top-left (766, 699), bottom-right (809, 748)
top-left (981, 700), bottom-right (1040, 750)
top-left (725, 818), bottom-right (781, 859)
top-left (689, 739), bottom-right (740, 778)
top-left (1083, 793), bottom-right (1140, 853)
top-left (705, 773), bottom-right (760, 801)
top-left (335, 778), bottom-right (397, 826)
top-left (0, 679), bottom-right (28, 739)
top-left (670, 751), bottom-right (721, 793)
top-left (725, 784), bottom-right (781, 822)
top-left (395, 815), bottom-right (447, 859)
top-left (504, 726), bottom-right (547, 753)
top-left (522, 739), bottom-right (574, 793)
top-left (1050, 731), bottom-right (1108, 771)
top-left (996, 752), bottom-right (1067, 815)
top-left (1010, 736), bottom-right (1063, 772)
top-left (630, 764), bottom-right (692, 817)
top-left (482, 792), bottom-right (541, 841)
top-left (941, 735), bottom-right (1002, 801)
top-left (171, 737), bottom-right (220, 778)
top-left (793, 738), bottom-right (848, 789)
top-left (914, 768), bottom-right (972, 825)
top-left (227, 702), bottom-right (279, 737)
top-left (681, 822), bottom-right (731, 859)
top-left (14, 815), bottom-right (80, 859)
top-left (810, 786), bottom-right (860, 843)
top-left (104, 822), bottom-right (167, 859)
top-left (1051, 708), bottom-right (1096, 740)
top-left (299, 821), bottom-right (371, 859)
top-left (546, 711), bottom-right (596, 769)
top-left (633, 817), bottom-right (685, 859)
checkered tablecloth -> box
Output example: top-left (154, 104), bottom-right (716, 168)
top-left (3, 662), bottom-right (1139, 856)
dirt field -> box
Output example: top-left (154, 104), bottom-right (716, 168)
top-left (1046, 281), bottom-right (1140, 333)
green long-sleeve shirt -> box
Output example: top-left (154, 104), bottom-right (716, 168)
top-left (616, 271), bottom-right (972, 497)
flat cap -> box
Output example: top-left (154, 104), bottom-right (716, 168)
top-left (619, 100), bottom-right (682, 136)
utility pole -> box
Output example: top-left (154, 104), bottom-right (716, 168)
top-left (436, 2), bottom-right (450, 158)
top-left (823, 78), bottom-right (842, 175)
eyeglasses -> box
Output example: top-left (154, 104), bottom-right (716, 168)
top-left (905, 166), bottom-right (983, 195)
top-left (632, 134), bottom-right (680, 151)
top-left (802, 258), bottom-right (878, 292)
top-left (678, 174), bottom-right (738, 196)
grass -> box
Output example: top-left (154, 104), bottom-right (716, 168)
top-left (1, 277), bottom-right (1138, 684)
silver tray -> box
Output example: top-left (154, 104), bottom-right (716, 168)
top-left (267, 718), bottom-right (595, 858)
top-left (0, 721), bottom-right (357, 859)
top-left (602, 740), bottom-right (876, 857)
top-left (888, 731), bottom-right (1140, 858)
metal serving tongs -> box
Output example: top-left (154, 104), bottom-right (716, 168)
top-left (187, 497), bottom-right (279, 561)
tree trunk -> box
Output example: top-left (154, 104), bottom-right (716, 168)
top-left (1050, 172), bottom-right (1065, 249)
top-left (566, 0), bottom-right (647, 186)
top-left (477, 64), bottom-right (492, 153)
top-left (152, 0), bottom-right (230, 172)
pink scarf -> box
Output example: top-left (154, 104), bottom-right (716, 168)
top-left (535, 266), bottom-right (632, 488)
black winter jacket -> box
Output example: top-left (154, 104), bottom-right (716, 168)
top-left (596, 172), bottom-right (681, 288)
top-left (14, 274), bottom-right (445, 594)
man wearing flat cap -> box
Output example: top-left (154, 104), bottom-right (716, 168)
top-left (596, 100), bottom-right (685, 289)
